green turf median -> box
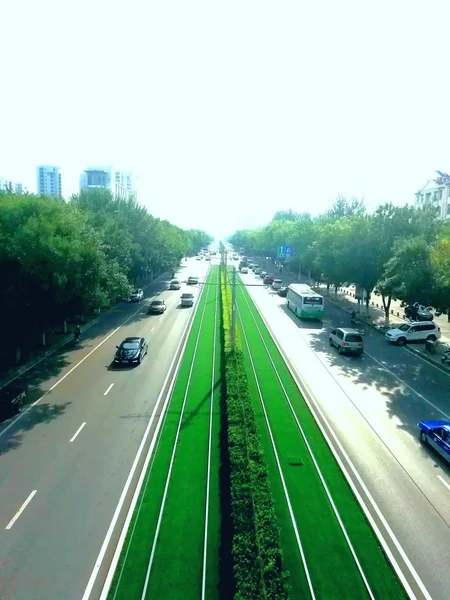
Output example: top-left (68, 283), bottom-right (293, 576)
top-left (107, 266), bottom-right (221, 600)
top-left (234, 276), bottom-right (408, 600)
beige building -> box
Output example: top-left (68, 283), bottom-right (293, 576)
top-left (415, 171), bottom-right (450, 219)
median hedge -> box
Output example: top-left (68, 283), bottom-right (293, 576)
top-left (220, 266), bottom-right (288, 599)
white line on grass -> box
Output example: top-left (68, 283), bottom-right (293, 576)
top-left (140, 275), bottom-right (212, 600)
top-left (81, 285), bottom-right (206, 600)
top-left (241, 292), bottom-right (375, 599)
top-left (69, 422), bottom-right (86, 443)
top-left (104, 384), bottom-right (114, 396)
top-left (201, 276), bottom-right (219, 600)
top-left (5, 490), bottom-right (37, 530)
top-left (0, 296), bottom-right (156, 440)
top-left (237, 302), bottom-right (316, 600)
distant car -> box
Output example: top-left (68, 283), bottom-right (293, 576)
top-left (418, 420), bottom-right (450, 463)
top-left (169, 279), bottom-right (181, 290)
top-left (196, 256), bottom-right (202, 260)
top-left (272, 279), bottom-right (283, 291)
top-left (263, 274), bottom-right (274, 285)
top-left (259, 271), bottom-right (267, 279)
top-left (129, 289), bottom-right (144, 302)
top-left (148, 299), bottom-right (166, 314)
top-left (0, 385), bottom-right (26, 421)
top-left (181, 292), bottom-right (194, 307)
top-left (385, 321), bottom-right (440, 346)
top-left (254, 267), bottom-right (262, 275)
top-left (205, 256), bottom-right (210, 261)
top-left (329, 328), bottom-right (364, 356)
top-left (240, 266), bottom-right (248, 274)
top-left (114, 337), bottom-right (148, 366)
top-left (278, 286), bottom-right (288, 297)
top-left (187, 276), bottom-right (199, 285)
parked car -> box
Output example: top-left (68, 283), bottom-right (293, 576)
top-left (181, 292), bottom-right (194, 307)
top-left (114, 337), bottom-right (148, 366)
top-left (187, 276), bottom-right (199, 285)
top-left (385, 321), bottom-right (440, 346)
top-left (404, 304), bottom-right (434, 321)
top-left (418, 420), bottom-right (450, 464)
top-left (329, 328), bottom-right (364, 356)
top-left (254, 267), bottom-right (262, 275)
top-left (240, 267), bottom-right (248, 274)
top-left (0, 384), bottom-right (26, 421)
top-left (272, 279), bottom-right (283, 291)
top-left (260, 271), bottom-right (267, 279)
top-left (263, 274), bottom-right (274, 285)
top-left (148, 299), bottom-right (166, 314)
top-left (169, 279), bottom-right (181, 290)
top-left (129, 289), bottom-right (144, 302)
top-left (278, 286), bottom-right (288, 297)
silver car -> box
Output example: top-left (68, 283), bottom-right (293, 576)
top-left (329, 328), bottom-right (364, 356)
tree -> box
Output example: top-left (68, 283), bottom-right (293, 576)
top-left (326, 195), bottom-right (366, 219)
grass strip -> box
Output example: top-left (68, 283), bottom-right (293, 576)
top-left (236, 278), bottom-right (408, 599)
top-left (107, 267), bottom-right (220, 600)
top-left (220, 265), bottom-right (288, 599)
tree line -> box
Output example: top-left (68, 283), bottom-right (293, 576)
top-left (228, 196), bottom-right (450, 319)
top-left (0, 189), bottom-right (212, 364)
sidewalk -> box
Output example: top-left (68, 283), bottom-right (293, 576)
top-left (0, 269), bottom-right (172, 390)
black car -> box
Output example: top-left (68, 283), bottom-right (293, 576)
top-left (278, 286), bottom-right (288, 297)
top-left (404, 304), bottom-right (433, 322)
top-left (148, 299), bottom-right (166, 314)
top-left (0, 385), bottom-right (26, 421)
top-left (114, 337), bottom-right (148, 366)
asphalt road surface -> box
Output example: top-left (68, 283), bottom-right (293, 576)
top-left (0, 257), bottom-right (210, 600)
top-left (240, 266), bottom-right (450, 600)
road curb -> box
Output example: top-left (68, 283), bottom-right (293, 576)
top-left (321, 293), bottom-right (389, 336)
top-left (405, 345), bottom-right (450, 374)
top-left (0, 270), bottom-right (171, 391)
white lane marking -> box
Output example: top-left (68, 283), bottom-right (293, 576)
top-left (86, 266), bottom-right (212, 600)
top-left (438, 475), bottom-right (450, 492)
top-left (366, 352), bottom-right (450, 421)
top-left (404, 346), bottom-right (450, 378)
top-left (5, 490), bottom-right (37, 530)
top-left (0, 297), bottom-right (157, 441)
top-left (151, 327), bottom-right (155, 332)
top-left (237, 303), bottom-right (316, 599)
top-left (201, 277), bottom-right (219, 600)
top-left (70, 422), bottom-right (86, 443)
top-left (104, 384), bottom-right (114, 396)
top-left (247, 286), bottom-right (433, 600)
top-left (140, 274), bottom-right (212, 600)
top-left (241, 293), bottom-right (375, 599)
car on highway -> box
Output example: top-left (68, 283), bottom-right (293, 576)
top-left (278, 286), bottom-right (288, 297)
top-left (418, 420), bottom-right (450, 463)
top-left (263, 274), bottom-right (274, 285)
top-left (129, 288), bottom-right (144, 302)
top-left (169, 278), bottom-right (181, 290)
top-left (385, 321), bottom-right (440, 346)
top-left (260, 271), bottom-right (267, 279)
top-left (205, 255), bottom-right (210, 261)
top-left (0, 384), bottom-right (26, 421)
top-left (272, 279), bottom-right (283, 291)
top-left (254, 267), bottom-right (262, 275)
top-left (196, 256), bottom-right (202, 260)
top-left (181, 292), bottom-right (194, 307)
top-left (187, 276), bottom-right (199, 285)
top-left (329, 327), bottom-right (364, 356)
top-left (148, 299), bottom-right (166, 314)
top-left (114, 337), bottom-right (148, 366)
top-left (240, 266), bottom-right (248, 273)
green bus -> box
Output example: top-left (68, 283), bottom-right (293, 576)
top-left (286, 284), bottom-right (324, 320)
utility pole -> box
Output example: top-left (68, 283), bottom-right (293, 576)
top-left (231, 266), bottom-right (237, 350)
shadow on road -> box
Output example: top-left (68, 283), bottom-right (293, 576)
top-left (0, 401), bottom-right (71, 455)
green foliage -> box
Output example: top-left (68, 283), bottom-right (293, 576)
top-left (220, 268), bottom-right (288, 599)
top-left (0, 190), bottom-right (212, 359)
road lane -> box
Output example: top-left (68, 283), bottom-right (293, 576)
top-left (242, 272), bottom-right (450, 600)
top-left (0, 257), bottom-right (211, 600)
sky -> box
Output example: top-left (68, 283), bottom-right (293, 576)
top-left (1, 0), bottom-right (449, 239)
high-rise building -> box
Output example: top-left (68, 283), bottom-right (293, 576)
top-left (79, 166), bottom-right (136, 199)
top-left (0, 177), bottom-right (23, 194)
top-left (36, 165), bottom-right (62, 197)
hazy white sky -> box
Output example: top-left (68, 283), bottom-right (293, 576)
top-left (1, 0), bottom-right (449, 238)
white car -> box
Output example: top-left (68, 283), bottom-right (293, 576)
top-left (169, 279), bottom-right (181, 290)
top-left (385, 321), bottom-right (441, 346)
top-left (187, 276), bottom-right (199, 285)
top-left (272, 279), bottom-right (283, 290)
top-left (240, 267), bottom-right (248, 274)
top-left (129, 288), bottom-right (144, 302)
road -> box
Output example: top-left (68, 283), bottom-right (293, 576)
top-left (0, 257), bottom-right (210, 600)
top-left (239, 266), bottom-right (450, 600)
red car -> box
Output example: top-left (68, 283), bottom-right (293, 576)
top-left (263, 274), bottom-right (274, 285)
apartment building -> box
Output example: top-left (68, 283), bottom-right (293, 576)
top-left (37, 165), bottom-right (62, 197)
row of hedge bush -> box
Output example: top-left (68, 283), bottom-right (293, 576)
top-left (220, 265), bottom-right (288, 599)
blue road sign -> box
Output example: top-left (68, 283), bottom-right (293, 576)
top-left (285, 245), bottom-right (292, 257)
top-left (278, 245), bottom-right (285, 258)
